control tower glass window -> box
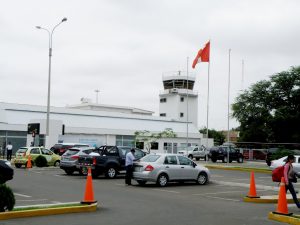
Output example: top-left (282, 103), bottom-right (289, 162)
top-left (180, 97), bottom-right (184, 102)
top-left (160, 113), bottom-right (166, 117)
top-left (180, 113), bottom-right (184, 117)
top-left (160, 98), bottom-right (167, 103)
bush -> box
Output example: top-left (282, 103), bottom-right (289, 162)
top-left (0, 184), bottom-right (15, 212)
top-left (34, 155), bottom-right (48, 167)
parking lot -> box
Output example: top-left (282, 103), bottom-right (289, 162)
top-left (3, 163), bottom-right (300, 225)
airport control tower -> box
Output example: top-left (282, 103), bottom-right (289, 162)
top-left (159, 71), bottom-right (198, 126)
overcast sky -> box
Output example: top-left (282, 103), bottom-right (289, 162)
top-left (1, 0), bottom-right (299, 131)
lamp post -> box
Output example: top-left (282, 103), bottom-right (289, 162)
top-left (36, 18), bottom-right (67, 147)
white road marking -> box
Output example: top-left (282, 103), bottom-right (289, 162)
top-left (257, 176), bottom-right (271, 179)
top-left (151, 189), bottom-right (180, 194)
top-left (212, 180), bottom-right (279, 191)
top-left (229, 178), bottom-right (251, 181)
top-left (14, 193), bottom-right (31, 198)
top-left (193, 190), bottom-right (246, 195)
top-left (200, 195), bottom-right (240, 202)
top-left (17, 199), bottom-right (48, 202)
top-left (54, 174), bottom-right (64, 177)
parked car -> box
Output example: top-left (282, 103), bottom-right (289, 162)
top-left (269, 155), bottom-right (300, 175)
top-left (0, 160), bottom-right (14, 184)
top-left (133, 153), bottom-right (210, 187)
top-left (60, 147), bottom-right (95, 175)
top-left (77, 146), bottom-right (146, 178)
top-left (209, 146), bottom-right (244, 163)
top-left (265, 148), bottom-right (294, 166)
top-left (50, 143), bottom-right (90, 156)
top-left (178, 145), bottom-right (209, 161)
top-left (13, 147), bottom-right (61, 168)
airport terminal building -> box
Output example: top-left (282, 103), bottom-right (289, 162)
top-left (0, 72), bottom-right (213, 154)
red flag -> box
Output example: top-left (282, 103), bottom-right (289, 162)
top-left (192, 41), bottom-right (210, 69)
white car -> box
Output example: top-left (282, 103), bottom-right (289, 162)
top-left (270, 155), bottom-right (300, 175)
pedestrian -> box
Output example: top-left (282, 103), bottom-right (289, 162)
top-left (284, 154), bottom-right (300, 208)
top-left (6, 142), bottom-right (13, 161)
top-left (125, 148), bottom-right (135, 185)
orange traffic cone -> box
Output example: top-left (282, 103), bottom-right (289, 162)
top-left (81, 167), bottom-right (97, 204)
top-left (26, 154), bottom-right (32, 168)
top-left (247, 171), bottom-right (259, 198)
top-left (274, 177), bottom-right (292, 215)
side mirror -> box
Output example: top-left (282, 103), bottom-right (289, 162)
top-left (193, 162), bottom-right (197, 168)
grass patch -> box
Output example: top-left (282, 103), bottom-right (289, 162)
top-left (12, 203), bottom-right (82, 212)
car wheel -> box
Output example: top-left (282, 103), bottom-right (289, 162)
top-left (15, 164), bottom-right (21, 168)
top-left (105, 167), bottom-right (117, 178)
top-left (223, 156), bottom-right (228, 163)
top-left (64, 169), bottom-right (74, 175)
top-left (197, 172), bottom-right (208, 185)
top-left (211, 157), bottom-right (217, 163)
top-left (188, 155), bottom-right (193, 160)
top-left (137, 180), bottom-right (147, 186)
top-left (54, 161), bottom-right (60, 167)
top-left (237, 157), bottom-right (244, 163)
top-left (157, 173), bottom-right (168, 187)
top-left (195, 157), bottom-right (200, 161)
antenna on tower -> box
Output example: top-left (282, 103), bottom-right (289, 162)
top-left (95, 89), bottom-right (100, 104)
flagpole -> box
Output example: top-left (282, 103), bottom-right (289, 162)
top-left (186, 57), bottom-right (189, 150)
top-left (206, 61), bottom-right (210, 151)
top-left (227, 49), bottom-right (231, 164)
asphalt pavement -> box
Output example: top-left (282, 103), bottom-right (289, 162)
top-left (3, 163), bottom-right (298, 225)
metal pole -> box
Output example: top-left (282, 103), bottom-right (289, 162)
top-left (36, 18), bottom-right (67, 148)
top-left (186, 57), bottom-right (189, 151)
top-left (227, 49), bottom-right (231, 164)
top-left (206, 62), bottom-right (210, 149)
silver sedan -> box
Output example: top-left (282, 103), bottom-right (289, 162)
top-left (133, 153), bottom-right (210, 187)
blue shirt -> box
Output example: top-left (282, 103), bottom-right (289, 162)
top-left (125, 152), bottom-right (135, 166)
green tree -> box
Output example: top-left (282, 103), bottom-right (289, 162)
top-left (232, 66), bottom-right (300, 143)
top-left (134, 128), bottom-right (177, 153)
top-left (199, 127), bottom-right (225, 145)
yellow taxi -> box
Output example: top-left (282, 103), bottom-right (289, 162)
top-left (14, 147), bottom-right (61, 168)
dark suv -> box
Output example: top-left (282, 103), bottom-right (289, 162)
top-left (50, 143), bottom-right (90, 156)
top-left (209, 146), bottom-right (244, 163)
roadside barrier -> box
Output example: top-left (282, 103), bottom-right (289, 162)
top-left (26, 154), bottom-right (32, 169)
top-left (274, 177), bottom-right (292, 216)
top-left (246, 171), bottom-right (259, 198)
top-left (81, 167), bottom-right (97, 204)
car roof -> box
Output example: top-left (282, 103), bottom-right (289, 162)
top-left (67, 147), bottom-right (95, 151)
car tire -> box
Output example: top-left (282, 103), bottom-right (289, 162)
top-left (211, 157), bottom-right (217, 163)
top-left (64, 169), bottom-right (74, 175)
top-left (105, 167), bottom-right (117, 179)
top-left (223, 156), bottom-right (228, 163)
top-left (137, 180), bottom-right (147, 186)
top-left (196, 172), bottom-right (208, 185)
top-left (188, 155), bottom-right (193, 160)
top-left (195, 157), bottom-right (200, 161)
top-left (15, 164), bottom-right (22, 168)
top-left (237, 157), bottom-right (244, 163)
top-left (157, 173), bottom-right (168, 187)
top-left (54, 161), bottom-right (60, 167)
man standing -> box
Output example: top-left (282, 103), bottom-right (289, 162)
top-left (125, 148), bottom-right (135, 185)
top-left (6, 142), bottom-right (13, 161)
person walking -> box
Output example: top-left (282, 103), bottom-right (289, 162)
top-left (6, 142), bottom-right (13, 161)
top-left (284, 154), bottom-right (300, 208)
top-left (125, 148), bottom-right (135, 185)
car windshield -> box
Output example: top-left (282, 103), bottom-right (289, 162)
top-left (16, 148), bottom-right (27, 153)
top-left (64, 149), bottom-right (80, 156)
top-left (140, 155), bottom-right (160, 162)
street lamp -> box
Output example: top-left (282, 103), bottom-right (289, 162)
top-left (36, 18), bottom-right (67, 147)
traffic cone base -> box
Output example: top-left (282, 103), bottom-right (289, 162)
top-left (81, 167), bottom-right (97, 204)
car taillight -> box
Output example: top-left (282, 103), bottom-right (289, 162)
top-left (145, 165), bottom-right (154, 171)
top-left (71, 155), bottom-right (79, 160)
top-left (93, 157), bottom-right (97, 165)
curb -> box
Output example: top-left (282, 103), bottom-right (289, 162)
top-left (244, 196), bottom-right (300, 204)
top-left (0, 202), bottom-right (97, 220)
top-left (268, 212), bottom-right (300, 224)
top-left (205, 165), bottom-right (271, 174)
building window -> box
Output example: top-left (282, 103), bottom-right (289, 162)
top-left (180, 112), bottom-right (184, 117)
top-left (136, 142), bottom-right (144, 149)
top-left (160, 113), bottom-right (166, 117)
top-left (160, 98), bottom-right (167, 103)
top-left (116, 135), bottom-right (134, 147)
top-left (151, 142), bottom-right (159, 150)
top-left (163, 142), bottom-right (172, 153)
top-left (180, 97), bottom-right (184, 102)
